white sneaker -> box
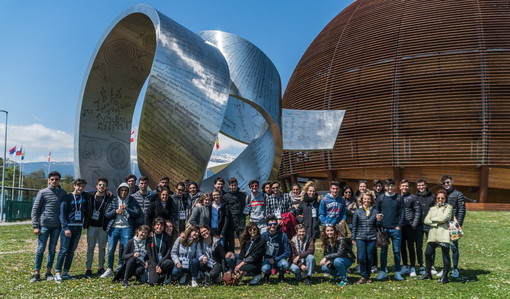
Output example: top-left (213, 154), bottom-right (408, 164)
top-left (100, 268), bottom-right (113, 278)
top-left (431, 267), bottom-right (438, 275)
top-left (191, 278), bottom-right (198, 287)
top-left (435, 270), bottom-right (443, 277)
top-left (400, 265), bottom-right (410, 275)
top-left (179, 273), bottom-right (188, 285)
top-left (376, 271), bottom-right (387, 280)
top-left (409, 268), bottom-right (416, 277)
top-left (452, 269), bottom-right (459, 278)
top-left (54, 273), bottom-right (62, 284)
top-left (371, 266), bottom-right (378, 273)
top-left (419, 267), bottom-right (426, 275)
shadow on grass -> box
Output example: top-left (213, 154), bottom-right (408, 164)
top-left (456, 269), bottom-right (490, 283)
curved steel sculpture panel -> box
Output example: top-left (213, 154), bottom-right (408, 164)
top-left (75, 5), bottom-right (230, 189)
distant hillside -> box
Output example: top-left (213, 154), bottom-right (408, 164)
top-left (22, 161), bottom-right (75, 177)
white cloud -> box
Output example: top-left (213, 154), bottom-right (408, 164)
top-left (0, 123), bottom-right (73, 162)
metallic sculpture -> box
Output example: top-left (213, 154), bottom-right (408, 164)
top-left (76, 5), bottom-right (343, 191)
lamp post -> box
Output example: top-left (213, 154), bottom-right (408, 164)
top-left (0, 110), bottom-right (8, 222)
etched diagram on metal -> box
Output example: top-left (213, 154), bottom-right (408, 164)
top-left (75, 5), bottom-right (343, 191)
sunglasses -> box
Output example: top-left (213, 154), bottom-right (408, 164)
top-left (268, 222), bottom-right (278, 226)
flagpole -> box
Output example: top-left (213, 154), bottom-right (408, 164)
top-left (11, 160), bottom-right (15, 201)
top-left (18, 159), bottom-right (23, 199)
top-left (47, 152), bottom-right (51, 175)
top-left (0, 110), bottom-right (7, 221)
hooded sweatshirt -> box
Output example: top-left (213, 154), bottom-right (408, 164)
top-left (104, 182), bottom-right (141, 232)
top-left (318, 193), bottom-right (346, 226)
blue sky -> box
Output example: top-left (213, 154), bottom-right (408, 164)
top-left (0, 0), bottom-right (351, 162)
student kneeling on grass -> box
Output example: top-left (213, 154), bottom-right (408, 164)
top-left (171, 225), bottom-right (202, 287)
top-left (261, 215), bottom-right (291, 283)
top-left (289, 224), bottom-right (315, 285)
top-left (320, 224), bottom-right (356, 287)
top-left (113, 225), bottom-right (150, 287)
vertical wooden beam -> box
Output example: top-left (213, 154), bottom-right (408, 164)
top-left (479, 165), bottom-right (489, 203)
top-left (328, 170), bottom-right (336, 184)
top-left (290, 174), bottom-right (298, 184)
top-left (393, 167), bottom-right (402, 186)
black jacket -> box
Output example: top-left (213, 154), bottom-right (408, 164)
top-left (416, 189), bottom-right (434, 228)
top-left (84, 191), bottom-right (113, 230)
top-left (113, 238), bottom-right (148, 281)
top-left (447, 188), bottom-right (466, 226)
top-left (352, 207), bottom-right (381, 241)
top-left (238, 235), bottom-right (266, 268)
top-left (401, 193), bottom-right (421, 229)
top-left (296, 196), bottom-right (321, 239)
top-left (200, 238), bottom-right (227, 271)
top-left (146, 233), bottom-right (174, 269)
top-left (222, 190), bottom-right (245, 230)
top-left (145, 200), bottom-right (174, 226)
top-left (323, 237), bottom-right (355, 263)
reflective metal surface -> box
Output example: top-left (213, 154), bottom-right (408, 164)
top-left (76, 5), bottom-right (230, 189)
top-left (282, 109), bottom-right (345, 150)
top-left (198, 31), bottom-right (282, 191)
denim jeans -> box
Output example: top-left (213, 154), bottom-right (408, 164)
top-left (321, 257), bottom-right (352, 280)
top-left (172, 258), bottom-right (200, 279)
top-left (356, 239), bottom-right (376, 279)
top-left (451, 239), bottom-right (459, 269)
top-left (34, 226), bottom-right (60, 271)
top-left (261, 258), bottom-right (290, 275)
top-left (380, 228), bottom-right (401, 272)
top-left (107, 227), bottom-right (132, 269)
top-left (55, 226), bottom-right (83, 272)
top-left (289, 254), bottom-right (315, 279)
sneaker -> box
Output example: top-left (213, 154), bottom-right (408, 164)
top-left (191, 278), bottom-right (198, 287)
top-left (179, 273), bottom-right (188, 285)
top-left (264, 274), bottom-right (270, 283)
top-left (115, 264), bottom-right (123, 272)
top-left (376, 271), bottom-right (387, 280)
top-left (357, 277), bottom-right (367, 284)
top-left (164, 274), bottom-right (172, 284)
top-left (62, 272), bottom-right (73, 280)
top-left (337, 279), bottom-right (348, 287)
top-left (100, 268), bottom-right (113, 278)
top-left (400, 265), bottom-right (410, 275)
top-left (452, 269), bottom-right (459, 278)
top-left (419, 267), bottom-right (426, 275)
top-left (249, 274), bottom-right (262, 285)
top-left (371, 266), bottom-right (378, 273)
top-left (97, 268), bottom-right (105, 276)
top-left (45, 272), bottom-right (54, 281)
top-left (410, 268), bottom-right (417, 277)
top-left (394, 272), bottom-right (404, 281)
top-left (304, 276), bottom-right (311, 286)
top-left (431, 267), bottom-right (438, 275)
top-left (354, 264), bottom-right (360, 274)
top-left (122, 280), bottom-right (129, 287)
top-left (30, 273), bottom-right (40, 283)
top-left (84, 270), bottom-right (93, 278)
top-left (55, 273), bottom-right (62, 284)
top-left (435, 270), bottom-right (443, 277)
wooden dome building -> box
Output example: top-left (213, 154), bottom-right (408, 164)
top-left (279, 0), bottom-right (510, 205)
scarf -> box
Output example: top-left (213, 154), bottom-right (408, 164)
top-left (303, 193), bottom-right (318, 204)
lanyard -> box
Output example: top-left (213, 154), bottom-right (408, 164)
top-left (155, 234), bottom-right (164, 257)
top-left (73, 194), bottom-right (82, 212)
top-left (93, 194), bottom-right (105, 212)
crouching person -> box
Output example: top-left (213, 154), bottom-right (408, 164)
top-left (146, 218), bottom-right (174, 285)
top-left (171, 225), bottom-right (202, 287)
top-left (261, 216), bottom-right (291, 283)
top-left (234, 222), bottom-right (266, 285)
top-left (289, 224), bottom-right (315, 285)
top-left (198, 225), bottom-right (227, 285)
top-left (320, 224), bottom-right (356, 287)
top-left (113, 225), bottom-right (150, 287)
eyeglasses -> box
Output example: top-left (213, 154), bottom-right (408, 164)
top-left (49, 178), bottom-right (60, 181)
top-left (248, 228), bottom-right (258, 232)
top-left (344, 191), bottom-right (352, 194)
top-left (442, 181), bottom-right (452, 185)
top-left (267, 222), bottom-right (278, 226)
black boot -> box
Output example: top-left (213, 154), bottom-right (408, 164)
top-left (419, 272), bottom-right (433, 280)
top-left (439, 274), bottom-right (449, 284)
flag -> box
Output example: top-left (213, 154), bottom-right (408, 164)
top-left (16, 146), bottom-right (23, 156)
top-left (21, 151), bottom-right (25, 160)
top-left (9, 146), bottom-right (16, 155)
top-left (48, 152), bottom-right (51, 162)
top-left (130, 130), bottom-right (135, 143)
top-left (215, 137), bottom-right (220, 150)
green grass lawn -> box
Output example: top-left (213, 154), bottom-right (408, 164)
top-left (1, 211), bottom-right (509, 298)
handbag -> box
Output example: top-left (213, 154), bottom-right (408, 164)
top-left (376, 228), bottom-right (390, 248)
top-left (221, 271), bottom-right (240, 286)
top-left (448, 220), bottom-right (464, 241)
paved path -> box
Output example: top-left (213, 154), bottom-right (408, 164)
top-left (0, 220), bottom-right (31, 226)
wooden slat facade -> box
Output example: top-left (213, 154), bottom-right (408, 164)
top-left (279, 0), bottom-right (510, 204)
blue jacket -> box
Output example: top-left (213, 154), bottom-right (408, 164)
top-left (60, 192), bottom-right (89, 230)
top-left (318, 193), bottom-right (346, 226)
top-left (262, 230), bottom-right (290, 262)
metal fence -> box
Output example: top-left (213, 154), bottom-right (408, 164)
top-left (1, 187), bottom-right (39, 222)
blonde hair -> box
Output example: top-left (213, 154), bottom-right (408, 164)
top-left (300, 181), bottom-right (321, 202)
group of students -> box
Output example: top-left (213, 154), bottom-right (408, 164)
top-left (29, 171), bottom-right (465, 287)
